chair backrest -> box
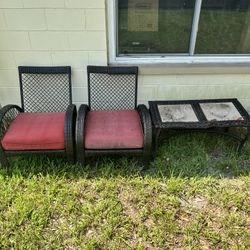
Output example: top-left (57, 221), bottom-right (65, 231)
top-left (18, 66), bottom-right (72, 112)
top-left (87, 66), bottom-right (138, 111)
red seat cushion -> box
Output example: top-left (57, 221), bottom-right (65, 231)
top-left (1, 112), bottom-right (65, 150)
top-left (85, 109), bottom-right (144, 149)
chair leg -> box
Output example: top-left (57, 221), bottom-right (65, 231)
top-left (141, 153), bottom-right (151, 170)
top-left (77, 152), bottom-right (85, 166)
top-left (66, 152), bottom-right (75, 165)
top-left (67, 157), bottom-right (75, 165)
top-left (237, 127), bottom-right (249, 154)
top-left (0, 154), bottom-right (10, 168)
top-left (142, 159), bottom-right (149, 170)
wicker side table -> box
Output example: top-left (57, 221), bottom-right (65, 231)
top-left (149, 98), bottom-right (250, 153)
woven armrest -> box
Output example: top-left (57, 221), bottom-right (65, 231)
top-left (76, 104), bottom-right (90, 163)
top-left (65, 104), bottom-right (77, 163)
top-left (137, 104), bottom-right (152, 161)
top-left (0, 105), bottom-right (23, 141)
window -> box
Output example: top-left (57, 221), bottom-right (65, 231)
top-left (108, 0), bottom-right (250, 64)
top-left (196, 0), bottom-right (250, 54)
top-left (118, 0), bottom-right (195, 54)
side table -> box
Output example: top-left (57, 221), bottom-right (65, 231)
top-left (149, 98), bottom-right (250, 153)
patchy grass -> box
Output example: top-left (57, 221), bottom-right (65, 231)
top-left (0, 133), bottom-right (249, 249)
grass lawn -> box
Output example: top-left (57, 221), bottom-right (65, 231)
top-left (118, 9), bottom-right (250, 54)
top-left (0, 133), bottom-right (249, 249)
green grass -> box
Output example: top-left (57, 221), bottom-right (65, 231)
top-left (118, 9), bottom-right (250, 54)
top-left (119, 9), bottom-right (193, 54)
top-left (0, 133), bottom-right (249, 249)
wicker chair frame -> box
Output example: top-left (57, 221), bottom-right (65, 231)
top-left (76, 66), bottom-right (152, 167)
top-left (0, 66), bottom-right (76, 168)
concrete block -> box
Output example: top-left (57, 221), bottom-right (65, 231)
top-left (46, 9), bottom-right (85, 30)
top-left (140, 75), bottom-right (177, 85)
top-left (239, 99), bottom-right (250, 113)
top-left (0, 69), bottom-right (19, 86)
top-left (157, 85), bottom-right (231, 100)
top-left (0, 87), bottom-right (21, 106)
top-left (0, 32), bottom-right (30, 50)
top-left (72, 87), bottom-right (88, 102)
top-left (30, 32), bottom-right (69, 50)
top-left (88, 51), bottom-right (107, 65)
top-left (51, 51), bottom-right (88, 69)
top-left (0, 52), bottom-right (15, 69)
top-left (4, 9), bottom-right (46, 30)
top-left (69, 31), bottom-right (106, 50)
top-left (14, 51), bottom-right (52, 66)
top-left (229, 85), bottom-right (250, 99)
top-left (0, 10), bottom-right (7, 30)
top-left (22, 0), bottom-right (65, 8)
top-left (85, 9), bottom-right (105, 31)
top-left (65, 0), bottom-right (105, 9)
top-left (0, 0), bottom-right (23, 8)
top-left (71, 69), bottom-right (87, 87)
top-left (138, 85), bottom-right (157, 101)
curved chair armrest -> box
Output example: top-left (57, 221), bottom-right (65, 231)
top-left (64, 104), bottom-right (77, 163)
top-left (76, 104), bottom-right (90, 164)
top-left (0, 105), bottom-right (23, 141)
top-left (137, 104), bottom-right (153, 159)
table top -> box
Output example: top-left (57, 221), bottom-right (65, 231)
top-left (149, 98), bottom-right (250, 129)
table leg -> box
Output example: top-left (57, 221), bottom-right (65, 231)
top-left (153, 128), bottom-right (161, 157)
top-left (237, 126), bottom-right (250, 153)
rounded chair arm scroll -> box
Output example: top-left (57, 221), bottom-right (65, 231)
top-left (76, 104), bottom-right (90, 164)
top-left (65, 104), bottom-right (77, 163)
top-left (0, 105), bottom-right (23, 141)
top-left (0, 105), bottom-right (23, 167)
top-left (137, 104), bottom-right (153, 166)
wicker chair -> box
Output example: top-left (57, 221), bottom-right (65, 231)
top-left (76, 66), bottom-right (152, 167)
top-left (0, 66), bottom-right (76, 167)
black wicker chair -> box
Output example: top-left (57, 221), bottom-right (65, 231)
top-left (76, 66), bottom-right (152, 167)
top-left (0, 66), bottom-right (76, 167)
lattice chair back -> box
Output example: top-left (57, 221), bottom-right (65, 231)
top-left (18, 66), bottom-right (72, 112)
top-left (87, 66), bottom-right (138, 111)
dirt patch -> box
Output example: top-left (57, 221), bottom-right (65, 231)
top-left (209, 148), bottom-right (225, 162)
top-left (191, 196), bottom-right (209, 209)
top-left (199, 237), bottom-right (212, 250)
top-left (86, 228), bottom-right (99, 239)
top-left (179, 196), bottom-right (209, 210)
top-left (117, 187), bottom-right (157, 249)
top-left (204, 148), bottom-right (236, 178)
top-left (221, 178), bottom-right (246, 187)
top-left (238, 160), bottom-right (250, 168)
top-left (118, 189), bottom-right (140, 224)
top-left (144, 218), bottom-right (154, 228)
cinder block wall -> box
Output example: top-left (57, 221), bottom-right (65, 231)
top-left (0, 0), bottom-right (107, 107)
top-left (0, 0), bottom-right (250, 112)
top-left (138, 68), bottom-right (250, 111)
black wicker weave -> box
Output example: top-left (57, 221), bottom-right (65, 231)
top-left (0, 66), bottom-right (76, 168)
top-left (149, 99), bottom-right (250, 153)
top-left (76, 66), bottom-right (152, 167)
top-left (87, 66), bottom-right (138, 110)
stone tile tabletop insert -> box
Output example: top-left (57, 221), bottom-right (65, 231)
top-left (158, 104), bottom-right (198, 122)
top-left (200, 102), bottom-right (243, 121)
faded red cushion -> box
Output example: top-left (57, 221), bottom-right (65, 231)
top-left (85, 109), bottom-right (144, 149)
top-left (2, 112), bottom-right (65, 150)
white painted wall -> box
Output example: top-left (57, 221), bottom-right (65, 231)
top-left (138, 69), bottom-right (250, 111)
top-left (0, 0), bottom-right (107, 107)
top-left (0, 0), bottom-right (250, 113)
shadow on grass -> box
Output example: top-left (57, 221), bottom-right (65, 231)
top-left (1, 133), bottom-right (250, 179)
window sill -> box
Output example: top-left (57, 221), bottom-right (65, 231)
top-left (109, 56), bottom-right (250, 74)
